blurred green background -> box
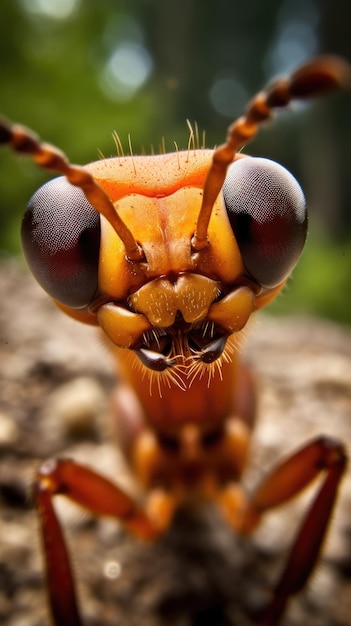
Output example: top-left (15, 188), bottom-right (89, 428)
top-left (0, 0), bottom-right (350, 323)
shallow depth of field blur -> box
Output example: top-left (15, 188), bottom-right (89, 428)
top-left (0, 0), bottom-right (350, 323)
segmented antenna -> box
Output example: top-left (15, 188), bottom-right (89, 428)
top-left (192, 55), bottom-right (351, 251)
top-left (0, 120), bottom-right (143, 261)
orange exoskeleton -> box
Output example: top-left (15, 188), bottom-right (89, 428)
top-left (0, 55), bottom-right (350, 626)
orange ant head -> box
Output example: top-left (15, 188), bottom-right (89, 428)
top-left (13, 56), bottom-right (351, 371)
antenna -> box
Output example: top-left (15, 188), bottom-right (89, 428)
top-left (0, 119), bottom-right (144, 261)
top-left (192, 55), bottom-right (351, 251)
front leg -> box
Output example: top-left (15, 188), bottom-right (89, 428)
top-left (34, 458), bottom-right (175, 626)
top-left (219, 436), bottom-right (347, 625)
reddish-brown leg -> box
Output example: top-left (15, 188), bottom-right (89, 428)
top-left (34, 458), bottom-right (171, 626)
top-left (219, 436), bottom-right (347, 625)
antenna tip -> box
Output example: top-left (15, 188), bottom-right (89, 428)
top-left (290, 55), bottom-right (351, 98)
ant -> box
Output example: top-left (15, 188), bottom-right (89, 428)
top-left (0, 55), bottom-right (350, 626)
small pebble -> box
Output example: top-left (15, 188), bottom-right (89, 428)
top-left (45, 376), bottom-right (106, 440)
top-left (0, 412), bottom-right (19, 447)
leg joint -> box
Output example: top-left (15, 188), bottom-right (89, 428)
top-left (314, 435), bottom-right (348, 471)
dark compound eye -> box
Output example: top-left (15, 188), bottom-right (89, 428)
top-left (21, 176), bottom-right (101, 309)
top-left (222, 157), bottom-right (307, 289)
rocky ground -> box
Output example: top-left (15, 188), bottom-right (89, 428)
top-left (0, 260), bottom-right (351, 626)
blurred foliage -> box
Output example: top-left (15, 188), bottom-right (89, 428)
top-left (0, 0), bottom-right (350, 322)
top-left (270, 227), bottom-right (351, 323)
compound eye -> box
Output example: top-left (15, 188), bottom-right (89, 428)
top-left (222, 157), bottom-right (307, 289)
top-left (21, 177), bottom-right (101, 309)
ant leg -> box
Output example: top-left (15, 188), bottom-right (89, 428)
top-left (218, 436), bottom-right (347, 625)
top-left (34, 458), bottom-right (172, 626)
